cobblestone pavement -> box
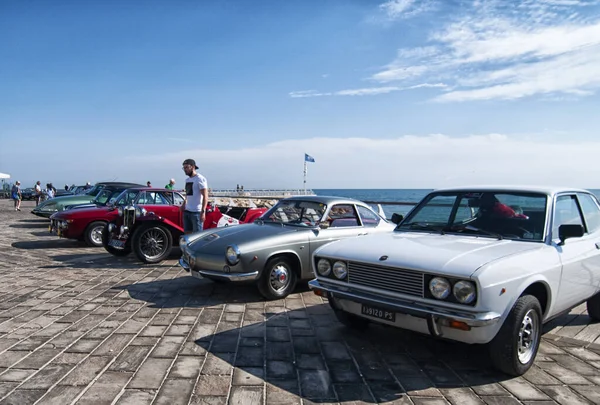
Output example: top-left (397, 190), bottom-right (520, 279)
top-left (1, 200), bottom-right (600, 404)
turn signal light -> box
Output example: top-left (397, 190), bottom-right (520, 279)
top-left (313, 289), bottom-right (327, 297)
top-left (448, 321), bottom-right (471, 331)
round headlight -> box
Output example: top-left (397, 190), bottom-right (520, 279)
top-left (332, 261), bottom-right (348, 280)
top-left (429, 277), bottom-right (451, 299)
top-left (117, 207), bottom-right (123, 216)
top-left (225, 245), bottom-right (240, 265)
top-left (317, 259), bottom-right (331, 276)
top-left (453, 280), bottom-right (476, 304)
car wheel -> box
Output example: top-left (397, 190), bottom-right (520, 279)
top-left (586, 293), bottom-right (600, 321)
top-left (488, 294), bottom-right (542, 376)
top-left (132, 224), bottom-right (173, 264)
top-left (84, 221), bottom-right (106, 247)
top-left (101, 223), bottom-right (131, 257)
top-left (328, 297), bottom-right (370, 331)
top-left (257, 257), bottom-right (297, 300)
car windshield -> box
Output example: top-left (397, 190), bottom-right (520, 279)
top-left (85, 184), bottom-right (103, 196)
top-left (111, 190), bottom-right (141, 206)
top-left (93, 189), bottom-right (118, 205)
top-left (260, 200), bottom-right (326, 226)
top-left (397, 191), bottom-right (548, 241)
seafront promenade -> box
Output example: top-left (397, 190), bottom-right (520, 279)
top-left (1, 199), bottom-right (600, 404)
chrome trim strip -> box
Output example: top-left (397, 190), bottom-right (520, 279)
top-left (308, 279), bottom-right (500, 327)
top-left (178, 257), bottom-right (191, 272)
top-left (197, 269), bottom-right (259, 282)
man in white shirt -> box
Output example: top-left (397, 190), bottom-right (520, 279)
top-left (182, 158), bottom-right (208, 234)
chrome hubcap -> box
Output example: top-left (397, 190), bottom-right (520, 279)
top-left (518, 309), bottom-right (539, 364)
top-left (270, 264), bottom-right (289, 292)
top-left (91, 226), bottom-right (104, 245)
top-left (140, 229), bottom-right (167, 260)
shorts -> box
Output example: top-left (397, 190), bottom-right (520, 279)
top-left (183, 210), bottom-right (204, 233)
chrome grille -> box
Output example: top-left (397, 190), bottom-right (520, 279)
top-left (123, 207), bottom-right (136, 228)
top-left (348, 261), bottom-right (424, 297)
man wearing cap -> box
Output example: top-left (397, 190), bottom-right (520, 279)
top-left (182, 159), bottom-right (208, 234)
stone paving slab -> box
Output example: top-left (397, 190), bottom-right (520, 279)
top-left (0, 199), bottom-right (600, 404)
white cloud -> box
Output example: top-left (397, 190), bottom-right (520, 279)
top-left (369, 0), bottom-right (600, 101)
top-left (379, 0), bottom-right (435, 20)
top-left (289, 83), bottom-right (446, 98)
top-left (123, 134), bottom-right (600, 188)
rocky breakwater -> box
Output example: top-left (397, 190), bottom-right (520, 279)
top-left (211, 197), bottom-right (278, 208)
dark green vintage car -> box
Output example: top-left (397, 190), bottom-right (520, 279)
top-left (31, 182), bottom-right (143, 218)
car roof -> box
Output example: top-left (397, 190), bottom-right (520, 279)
top-left (431, 185), bottom-right (593, 196)
top-left (121, 187), bottom-right (180, 192)
top-left (97, 182), bottom-right (145, 187)
top-left (280, 195), bottom-right (371, 206)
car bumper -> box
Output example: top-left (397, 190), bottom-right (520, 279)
top-left (309, 279), bottom-right (502, 344)
top-left (178, 257), bottom-right (259, 282)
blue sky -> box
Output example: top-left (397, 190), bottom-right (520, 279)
top-left (2, 0), bottom-right (600, 189)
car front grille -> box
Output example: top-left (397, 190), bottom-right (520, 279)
top-left (123, 207), bottom-right (136, 228)
top-left (348, 261), bottom-right (424, 297)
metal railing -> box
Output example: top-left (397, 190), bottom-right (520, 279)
top-left (209, 188), bottom-right (316, 198)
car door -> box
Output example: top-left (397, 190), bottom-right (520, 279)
top-left (554, 193), bottom-right (599, 311)
top-left (308, 203), bottom-right (366, 257)
top-left (576, 192), bottom-right (600, 293)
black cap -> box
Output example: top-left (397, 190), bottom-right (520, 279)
top-left (182, 159), bottom-right (199, 169)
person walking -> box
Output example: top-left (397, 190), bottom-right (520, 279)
top-left (11, 181), bottom-right (22, 211)
top-left (34, 180), bottom-right (42, 206)
top-left (165, 178), bottom-right (175, 190)
top-left (182, 159), bottom-right (208, 234)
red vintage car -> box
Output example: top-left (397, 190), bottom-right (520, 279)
top-left (102, 190), bottom-right (268, 263)
top-left (49, 187), bottom-right (265, 248)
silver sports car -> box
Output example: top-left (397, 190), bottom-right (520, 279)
top-left (178, 195), bottom-right (398, 299)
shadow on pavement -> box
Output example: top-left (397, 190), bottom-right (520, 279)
top-left (18, 218), bottom-right (49, 223)
top-left (110, 276), bottom-right (513, 403)
top-left (11, 239), bottom-right (89, 250)
top-left (10, 223), bottom-right (51, 229)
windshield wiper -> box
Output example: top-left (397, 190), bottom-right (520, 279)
top-left (446, 225), bottom-right (503, 240)
top-left (402, 222), bottom-right (446, 234)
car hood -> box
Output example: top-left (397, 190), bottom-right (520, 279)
top-left (316, 232), bottom-right (544, 278)
top-left (34, 195), bottom-right (94, 211)
top-left (51, 206), bottom-right (116, 220)
top-left (188, 222), bottom-right (309, 253)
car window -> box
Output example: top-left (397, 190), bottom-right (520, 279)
top-left (173, 192), bottom-right (185, 206)
top-left (263, 200), bottom-right (326, 227)
top-left (408, 194), bottom-right (457, 225)
top-left (115, 190), bottom-right (139, 206)
top-left (553, 195), bottom-right (584, 238)
top-left (327, 204), bottom-right (360, 227)
top-left (357, 205), bottom-right (380, 227)
top-left (577, 193), bottom-right (600, 233)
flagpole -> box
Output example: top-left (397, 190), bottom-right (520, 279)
top-left (303, 159), bottom-right (307, 195)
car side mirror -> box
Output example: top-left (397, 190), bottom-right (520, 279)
top-left (558, 224), bottom-right (584, 244)
top-left (391, 213), bottom-right (404, 224)
top-left (319, 221), bottom-right (330, 229)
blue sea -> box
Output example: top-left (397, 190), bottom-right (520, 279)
top-left (313, 189), bottom-right (600, 219)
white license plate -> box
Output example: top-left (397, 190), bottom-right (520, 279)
top-left (361, 304), bottom-right (396, 322)
top-left (108, 239), bottom-right (125, 248)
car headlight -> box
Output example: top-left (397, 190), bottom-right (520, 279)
top-left (225, 245), bottom-right (240, 265)
top-left (332, 261), bottom-right (347, 280)
top-left (135, 207), bottom-right (147, 218)
top-left (453, 280), bottom-right (476, 304)
top-left (317, 259), bottom-right (331, 276)
top-left (429, 277), bottom-right (451, 299)
top-left (117, 207), bottom-right (123, 216)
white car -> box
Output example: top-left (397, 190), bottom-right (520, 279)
top-left (308, 186), bottom-right (600, 376)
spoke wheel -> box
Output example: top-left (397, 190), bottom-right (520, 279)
top-left (132, 224), bottom-right (173, 264)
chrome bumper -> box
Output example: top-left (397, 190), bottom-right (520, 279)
top-left (178, 258), bottom-right (259, 282)
top-left (308, 279), bottom-right (501, 328)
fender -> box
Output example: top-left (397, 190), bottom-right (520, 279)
top-left (266, 249), bottom-right (305, 278)
top-left (139, 213), bottom-right (184, 233)
top-left (500, 274), bottom-right (553, 323)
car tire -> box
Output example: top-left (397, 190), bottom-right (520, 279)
top-left (84, 221), bottom-right (106, 247)
top-left (488, 294), bottom-right (542, 376)
top-left (257, 257), bottom-right (297, 300)
top-left (586, 293), bottom-right (600, 321)
top-left (132, 223), bottom-right (173, 264)
top-left (101, 223), bottom-right (131, 257)
top-left (328, 298), bottom-right (370, 331)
